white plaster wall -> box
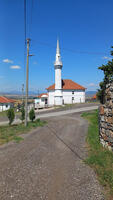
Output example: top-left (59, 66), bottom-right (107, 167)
top-left (62, 90), bottom-right (85, 104)
top-left (48, 90), bottom-right (85, 106)
top-left (0, 104), bottom-right (11, 112)
top-left (54, 96), bottom-right (63, 105)
top-left (34, 99), bottom-right (40, 104)
top-left (55, 68), bottom-right (62, 89)
top-left (39, 98), bottom-right (46, 106)
top-left (34, 99), bottom-right (40, 109)
top-left (48, 91), bottom-right (55, 106)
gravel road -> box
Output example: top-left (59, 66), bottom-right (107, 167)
top-left (0, 103), bottom-right (99, 126)
top-left (0, 113), bottom-right (104, 200)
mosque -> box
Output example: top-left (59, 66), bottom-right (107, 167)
top-left (35, 40), bottom-right (86, 107)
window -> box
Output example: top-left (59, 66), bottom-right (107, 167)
top-left (72, 91), bottom-right (74, 94)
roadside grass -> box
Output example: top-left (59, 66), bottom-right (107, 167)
top-left (0, 111), bottom-right (7, 117)
top-left (81, 110), bottom-right (113, 200)
top-left (0, 110), bottom-right (21, 117)
top-left (0, 119), bottom-right (47, 145)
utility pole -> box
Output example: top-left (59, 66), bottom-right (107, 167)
top-left (25, 38), bottom-right (30, 126)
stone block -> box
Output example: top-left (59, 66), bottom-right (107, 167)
top-left (106, 94), bottom-right (111, 100)
top-left (107, 116), bottom-right (113, 124)
top-left (100, 106), bottom-right (104, 115)
top-left (101, 128), bottom-right (106, 134)
top-left (101, 115), bottom-right (105, 122)
top-left (104, 108), bottom-right (109, 116)
top-left (110, 93), bottom-right (113, 99)
top-left (110, 130), bottom-right (113, 138)
top-left (106, 129), bottom-right (110, 137)
top-left (102, 133), bottom-right (108, 141)
top-left (112, 109), bottom-right (113, 115)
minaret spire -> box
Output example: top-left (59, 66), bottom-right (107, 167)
top-left (55, 39), bottom-right (62, 66)
top-left (54, 39), bottom-right (63, 105)
top-left (56, 39), bottom-right (60, 54)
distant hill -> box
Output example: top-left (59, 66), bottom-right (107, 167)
top-left (0, 90), bottom-right (46, 99)
top-left (0, 90), bottom-right (97, 98)
top-left (86, 91), bottom-right (97, 97)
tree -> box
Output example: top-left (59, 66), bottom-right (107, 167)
top-left (29, 108), bottom-right (35, 122)
top-left (7, 108), bottom-right (15, 125)
top-left (97, 46), bottom-right (113, 104)
top-left (17, 103), bottom-right (21, 112)
top-left (20, 106), bottom-right (25, 122)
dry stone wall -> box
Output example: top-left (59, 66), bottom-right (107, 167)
top-left (99, 83), bottom-right (113, 151)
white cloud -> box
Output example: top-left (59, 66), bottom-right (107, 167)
top-left (102, 56), bottom-right (112, 60)
top-left (33, 61), bottom-right (38, 65)
top-left (87, 83), bottom-right (97, 87)
top-left (10, 65), bottom-right (21, 69)
top-left (3, 59), bottom-right (13, 63)
top-left (85, 83), bottom-right (99, 91)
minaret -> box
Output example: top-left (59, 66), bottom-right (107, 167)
top-left (54, 39), bottom-right (63, 105)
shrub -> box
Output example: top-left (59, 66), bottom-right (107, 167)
top-left (7, 108), bottom-right (15, 125)
top-left (97, 46), bottom-right (113, 104)
top-left (29, 108), bottom-right (35, 122)
top-left (20, 106), bottom-right (25, 122)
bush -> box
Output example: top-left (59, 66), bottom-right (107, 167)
top-left (97, 46), bottom-right (113, 104)
top-left (20, 106), bottom-right (25, 122)
top-left (29, 108), bottom-right (35, 122)
top-left (7, 108), bottom-right (15, 125)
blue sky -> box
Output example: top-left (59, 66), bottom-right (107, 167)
top-left (0, 0), bottom-right (113, 93)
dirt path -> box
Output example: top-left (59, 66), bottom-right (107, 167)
top-left (0, 113), bottom-right (104, 200)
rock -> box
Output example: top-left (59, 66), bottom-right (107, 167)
top-left (99, 82), bottom-right (113, 151)
top-left (100, 106), bottom-right (104, 115)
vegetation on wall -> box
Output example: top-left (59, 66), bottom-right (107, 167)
top-left (97, 46), bottom-right (113, 104)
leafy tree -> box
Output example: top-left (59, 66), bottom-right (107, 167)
top-left (17, 103), bottom-right (21, 111)
top-left (20, 106), bottom-right (25, 122)
top-left (7, 108), bottom-right (15, 125)
top-left (97, 46), bottom-right (113, 104)
top-left (29, 108), bottom-right (35, 122)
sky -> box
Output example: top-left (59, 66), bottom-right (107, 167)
top-left (0, 0), bottom-right (113, 93)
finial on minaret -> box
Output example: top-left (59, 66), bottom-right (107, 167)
top-left (54, 39), bottom-right (62, 67)
top-left (56, 39), bottom-right (60, 55)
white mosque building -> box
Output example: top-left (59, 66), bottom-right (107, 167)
top-left (35, 40), bottom-right (86, 108)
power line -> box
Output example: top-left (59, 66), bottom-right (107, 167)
top-left (29, 0), bottom-right (34, 38)
top-left (24, 0), bottom-right (26, 45)
top-left (24, 0), bottom-right (27, 85)
top-left (32, 40), bottom-right (109, 56)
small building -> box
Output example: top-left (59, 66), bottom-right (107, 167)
top-left (0, 96), bottom-right (15, 112)
top-left (47, 79), bottom-right (85, 105)
top-left (34, 93), bottom-right (48, 109)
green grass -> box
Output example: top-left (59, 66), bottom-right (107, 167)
top-left (81, 110), bottom-right (113, 200)
top-left (0, 111), bottom-right (7, 117)
top-left (0, 119), bottom-right (47, 145)
top-left (0, 110), bottom-right (21, 117)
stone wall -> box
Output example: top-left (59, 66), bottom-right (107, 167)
top-left (99, 83), bottom-right (113, 151)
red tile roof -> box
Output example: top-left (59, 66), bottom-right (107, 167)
top-left (47, 79), bottom-right (86, 90)
top-left (0, 96), bottom-right (15, 103)
top-left (92, 94), bottom-right (97, 99)
top-left (38, 93), bottom-right (48, 98)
